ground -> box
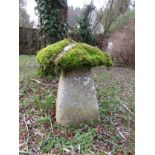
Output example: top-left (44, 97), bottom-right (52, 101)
top-left (19, 55), bottom-right (135, 155)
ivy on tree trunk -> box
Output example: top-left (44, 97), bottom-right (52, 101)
top-left (35, 0), bottom-right (68, 45)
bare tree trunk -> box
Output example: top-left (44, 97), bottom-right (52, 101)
top-left (99, 0), bottom-right (115, 49)
top-left (103, 0), bottom-right (115, 37)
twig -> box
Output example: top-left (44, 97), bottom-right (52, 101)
top-left (103, 151), bottom-right (113, 155)
top-left (30, 78), bottom-right (47, 87)
top-left (19, 142), bottom-right (26, 148)
top-left (19, 150), bottom-right (33, 155)
top-left (117, 127), bottom-right (127, 141)
top-left (77, 144), bottom-right (80, 154)
top-left (93, 144), bottom-right (113, 155)
top-left (89, 150), bottom-right (95, 154)
top-left (120, 102), bottom-right (135, 117)
top-left (63, 148), bottom-right (71, 153)
top-left (110, 116), bottom-right (127, 141)
top-left (50, 118), bottom-right (54, 133)
top-left (23, 114), bottom-right (30, 150)
top-left (30, 78), bottom-right (41, 84)
top-left (93, 147), bottom-right (112, 155)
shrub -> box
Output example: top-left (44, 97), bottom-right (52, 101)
top-left (70, 3), bottom-right (97, 45)
top-left (108, 10), bottom-right (135, 36)
top-left (108, 19), bottom-right (135, 68)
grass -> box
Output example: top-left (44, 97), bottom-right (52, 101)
top-left (19, 55), bottom-right (39, 80)
top-left (19, 55), bottom-right (135, 155)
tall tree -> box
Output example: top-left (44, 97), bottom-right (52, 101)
top-left (113, 0), bottom-right (130, 15)
top-left (35, 0), bottom-right (68, 44)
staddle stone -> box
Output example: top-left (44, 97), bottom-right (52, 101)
top-left (56, 68), bottom-right (99, 126)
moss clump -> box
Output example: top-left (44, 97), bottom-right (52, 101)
top-left (55, 43), bottom-right (112, 71)
top-left (37, 39), bottom-right (112, 76)
top-left (36, 39), bottom-right (74, 76)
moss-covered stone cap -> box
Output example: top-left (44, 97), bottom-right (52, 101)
top-left (37, 39), bottom-right (112, 72)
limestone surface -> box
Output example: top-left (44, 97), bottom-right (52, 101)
top-left (56, 68), bottom-right (99, 126)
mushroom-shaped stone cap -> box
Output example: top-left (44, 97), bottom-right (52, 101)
top-left (37, 39), bottom-right (112, 74)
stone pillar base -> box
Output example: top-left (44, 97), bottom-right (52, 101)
top-left (56, 68), bottom-right (99, 126)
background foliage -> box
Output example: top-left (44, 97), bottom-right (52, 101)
top-left (71, 3), bottom-right (97, 45)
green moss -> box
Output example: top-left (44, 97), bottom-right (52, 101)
top-left (36, 39), bottom-right (74, 76)
top-left (55, 43), bottom-right (112, 71)
top-left (37, 39), bottom-right (112, 76)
